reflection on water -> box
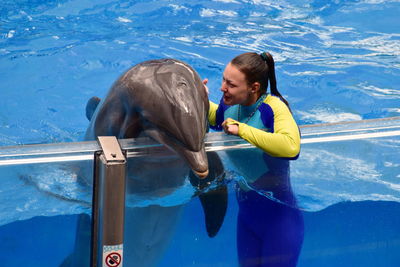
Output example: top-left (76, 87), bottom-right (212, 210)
top-left (1, 0), bottom-right (399, 145)
top-left (292, 136), bottom-right (400, 211)
top-left (0, 133), bottom-right (398, 226)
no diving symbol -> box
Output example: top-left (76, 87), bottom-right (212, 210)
top-left (105, 252), bottom-right (121, 267)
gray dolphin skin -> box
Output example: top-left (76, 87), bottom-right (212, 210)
top-left (85, 58), bottom-right (210, 178)
top-left (64, 59), bottom-right (227, 267)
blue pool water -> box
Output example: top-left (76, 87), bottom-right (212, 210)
top-left (1, 0), bottom-right (399, 145)
top-left (1, 0), bottom-right (400, 266)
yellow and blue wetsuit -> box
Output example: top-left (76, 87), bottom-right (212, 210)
top-left (209, 94), bottom-right (300, 159)
top-left (209, 94), bottom-right (304, 267)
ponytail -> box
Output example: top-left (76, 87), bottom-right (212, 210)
top-left (231, 52), bottom-right (290, 109)
top-left (260, 52), bottom-right (290, 108)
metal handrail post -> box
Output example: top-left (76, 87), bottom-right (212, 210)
top-left (91, 136), bottom-right (126, 267)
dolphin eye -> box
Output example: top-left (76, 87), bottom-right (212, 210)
top-left (177, 81), bottom-right (187, 87)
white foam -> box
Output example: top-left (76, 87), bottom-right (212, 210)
top-left (355, 83), bottom-right (400, 99)
top-left (227, 26), bottom-right (257, 33)
top-left (7, 30), bottom-right (15, 39)
top-left (116, 17), bottom-right (132, 23)
top-left (212, 0), bottom-right (240, 3)
top-left (285, 70), bottom-right (344, 76)
top-left (385, 108), bottom-right (400, 113)
top-left (298, 109), bottom-right (362, 123)
top-left (200, 8), bottom-right (237, 17)
top-left (168, 4), bottom-right (190, 12)
top-left (174, 37), bottom-right (192, 43)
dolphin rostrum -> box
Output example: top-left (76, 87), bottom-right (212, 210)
top-left (85, 58), bottom-right (211, 179)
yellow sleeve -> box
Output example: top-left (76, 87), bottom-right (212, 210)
top-left (236, 98), bottom-right (300, 158)
top-left (208, 100), bottom-right (218, 127)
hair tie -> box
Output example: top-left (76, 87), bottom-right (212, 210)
top-left (260, 52), bottom-right (269, 62)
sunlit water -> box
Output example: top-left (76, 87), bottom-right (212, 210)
top-left (1, 0), bottom-right (399, 145)
top-left (0, 0), bottom-right (400, 266)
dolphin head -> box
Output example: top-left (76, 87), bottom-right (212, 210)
top-left (124, 59), bottom-right (210, 178)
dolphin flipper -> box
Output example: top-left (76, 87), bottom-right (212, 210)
top-left (86, 96), bottom-right (101, 121)
top-left (190, 151), bottom-right (227, 238)
top-left (199, 183), bottom-right (228, 238)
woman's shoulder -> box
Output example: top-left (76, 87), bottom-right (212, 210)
top-left (264, 94), bottom-right (283, 104)
top-left (263, 94), bottom-right (290, 113)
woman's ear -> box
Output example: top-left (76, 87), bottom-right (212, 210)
top-left (251, 82), bottom-right (261, 93)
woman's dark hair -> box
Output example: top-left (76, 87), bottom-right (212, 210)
top-left (231, 52), bottom-right (289, 107)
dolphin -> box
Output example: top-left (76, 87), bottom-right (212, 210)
top-left (85, 58), bottom-right (210, 178)
top-left (64, 59), bottom-right (227, 267)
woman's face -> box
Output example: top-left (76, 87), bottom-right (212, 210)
top-left (221, 63), bottom-right (254, 106)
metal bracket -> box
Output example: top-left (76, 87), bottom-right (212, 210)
top-left (97, 136), bottom-right (125, 163)
top-left (91, 136), bottom-right (126, 267)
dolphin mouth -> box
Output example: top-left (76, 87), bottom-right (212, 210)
top-left (176, 146), bottom-right (209, 179)
top-left (193, 169), bottom-right (209, 179)
top-left (144, 128), bottom-right (209, 179)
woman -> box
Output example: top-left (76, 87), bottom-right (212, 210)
top-left (205, 52), bottom-right (304, 267)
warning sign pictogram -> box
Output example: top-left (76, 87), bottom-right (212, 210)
top-left (105, 252), bottom-right (121, 267)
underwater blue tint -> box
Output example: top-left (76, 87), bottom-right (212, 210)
top-left (0, 0), bottom-right (399, 266)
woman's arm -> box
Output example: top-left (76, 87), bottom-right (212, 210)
top-left (224, 97), bottom-right (300, 158)
top-left (208, 100), bottom-right (219, 127)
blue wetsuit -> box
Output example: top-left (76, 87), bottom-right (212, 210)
top-left (209, 94), bottom-right (304, 267)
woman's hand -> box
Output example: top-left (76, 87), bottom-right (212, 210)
top-left (202, 78), bottom-right (209, 95)
top-left (222, 118), bottom-right (239, 135)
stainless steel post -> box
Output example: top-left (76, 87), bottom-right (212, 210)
top-left (91, 136), bottom-right (126, 267)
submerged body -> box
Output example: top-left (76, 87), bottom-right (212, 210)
top-left (207, 52), bottom-right (304, 267)
top-left (209, 94), bottom-right (303, 266)
top-left (65, 59), bottom-right (227, 267)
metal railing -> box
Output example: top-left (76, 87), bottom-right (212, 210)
top-left (0, 117), bottom-right (399, 166)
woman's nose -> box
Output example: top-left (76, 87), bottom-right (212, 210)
top-left (220, 81), bottom-right (227, 92)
